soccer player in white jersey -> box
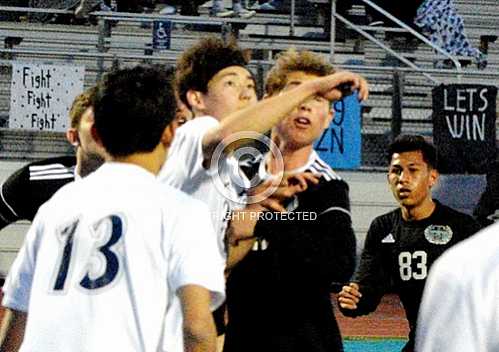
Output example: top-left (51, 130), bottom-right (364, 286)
top-left (416, 221), bottom-right (499, 352)
top-left (160, 37), bottom-right (369, 266)
top-left (0, 65), bottom-right (224, 352)
top-left (0, 66), bottom-right (192, 235)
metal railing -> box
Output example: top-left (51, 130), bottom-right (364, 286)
top-left (328, 0), bottom-right (465, 84)
top-left (0, 5), bottom-right (74, 15)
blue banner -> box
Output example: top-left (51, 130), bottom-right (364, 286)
top-left (152, 20), bottom-right (172, 50)
top-left (314, 93), bottom-right (362, 169)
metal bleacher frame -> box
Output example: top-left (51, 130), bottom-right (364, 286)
top-left (0, 2), bottom-right (498, 163)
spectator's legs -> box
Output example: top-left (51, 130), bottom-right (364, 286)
top-left (232, 0), bottom-right (256, 18)
top-left (210, 0), bottom-right (224, 15)
top-left (257, 0), bottom-right (285, 12)
top-left (116, 0), bottom-right (142, 12)
top-left (180, 1), bottom-right (203, 16)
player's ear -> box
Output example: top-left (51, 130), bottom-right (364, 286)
top-left (429, 168), bottom-right (439, 188)
top-left (160, 124), bottom-right (175, 148)
top-left (66, 128), bottom-right (80, 147)
top-left (186, 90), bottom-right (205, 113)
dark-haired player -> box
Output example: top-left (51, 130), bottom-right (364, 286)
top-left (338, 134), bottom-right (480, 351)
top-left (160, 36), bottom-right (367, 267)
top-left (0, 87), bottom-right (103, 232)
top-left (0, 69), bottom-right (192, 234)
top-left (0, 65), bottom-right (223, 352)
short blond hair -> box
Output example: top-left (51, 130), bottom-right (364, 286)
top-left (265, 48), bottom-right (335, 96)
top-left (69, 87), bottom-right (96, 128)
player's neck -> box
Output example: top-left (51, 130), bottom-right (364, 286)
top-left (267, 143), bottom-right (313, 174)
top-left (76, 152), bottom-right (105, 178)
top-left (401, 198), bottom-right (436, 221)
top-left (112, 145), bottom-right (166, 175)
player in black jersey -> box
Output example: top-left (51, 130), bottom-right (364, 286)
top-left (0, 72), bottom-right (193, 232)
top-left (0, 87), bottom-right (100, 231)
top-left (338, 134), bottom-right (480, 352)
top-left (223, 49), bottom-right (357, 352)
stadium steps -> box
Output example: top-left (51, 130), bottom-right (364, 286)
top-left (0, 129), bottom-right (71, 159)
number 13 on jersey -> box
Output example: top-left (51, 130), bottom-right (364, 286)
top-left (398, 251), bottom-right (428, 281)
top-left (51, 215), bottom-right (125, 293)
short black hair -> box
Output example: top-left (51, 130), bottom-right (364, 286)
top-left (93, 65), bottom-right (176, 157)
top-left (388, 134), bottom-right (438, 169)
top-left (175, 36), bottom-right (248, 108)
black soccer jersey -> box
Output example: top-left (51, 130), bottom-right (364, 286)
top-left (342, 201), bottom-right (480, 351)
top-left (224, 152), bottom-right (356, 352)
top-left (0, 156), bottom-right (76, 231)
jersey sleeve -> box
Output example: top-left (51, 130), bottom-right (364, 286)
top-left (0, 165), bottom-right (31, 230)
top-left (2, 206), bottom-right (46, 311)
top-left (254, 180), bottom-right (356, 290)
top-left (158, 117), bottom-right (219, 187)
top-left (167, 201), bottom-right (225, 311)
top-left (340, 216), bottom-right (390, 317)
top-left (416, 258), bottom-right (477, 351)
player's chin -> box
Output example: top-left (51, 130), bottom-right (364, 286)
top-left (397, 197), bottom-right (414, 206)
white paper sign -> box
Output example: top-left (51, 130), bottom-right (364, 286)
top-left (9, 63), bottom-right (85, 132)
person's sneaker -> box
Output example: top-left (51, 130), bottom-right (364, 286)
top-left (100, 2), bottom-right (112, 11)
top-left (159, 5), bottom-right (176, 15)
top-left (216, 9), bottom-right (235, 17)
top-left (210, 0), bottom-right (225, 16)
top-left (233, 3), bottom-right (256, 18)
top-left (236, 8), bottom-right (255, 18)
top-left (258, 0), bottom-right (284, 11)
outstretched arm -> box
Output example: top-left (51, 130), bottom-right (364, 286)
top-left (202, 71), bottom-right (369, 163)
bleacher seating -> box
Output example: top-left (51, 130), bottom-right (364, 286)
top-left (0, 0), bottom-right (498, 164)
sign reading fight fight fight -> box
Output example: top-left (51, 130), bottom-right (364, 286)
top-left (433, 84), bottom-right (497, 174)
top-left (314, 93), bottom-right (362, 169)
top-left (9, 63), bottom-right (85, 132)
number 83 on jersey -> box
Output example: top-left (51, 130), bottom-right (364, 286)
top-left (398, 250), bottom-right (428, 281)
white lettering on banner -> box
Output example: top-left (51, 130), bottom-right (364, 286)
top-left (9, 63), bottom-right (85, 132)
top-left (445, 114), bottom-right (486, 141)
top-left (442, 86), bottom-right (489, 142)
top-left (479, 89), bottom-right (488, 111)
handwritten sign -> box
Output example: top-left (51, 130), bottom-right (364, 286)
top-left (9, 63), bottom-right (85, 132)
top-left (314, 93), bottom-right (362, 169)
top-left (152, 20), bottom-right (172, 50)
top-left (433, 84), bottom-right (497, 174)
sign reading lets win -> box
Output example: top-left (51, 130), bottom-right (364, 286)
top-left (433, 84), bottom-right (497, 174)
top-left (9, 63), bottom-right (85, 132)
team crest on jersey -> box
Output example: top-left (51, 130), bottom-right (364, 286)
top-left (424, 225), bottom-right (453, 245)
